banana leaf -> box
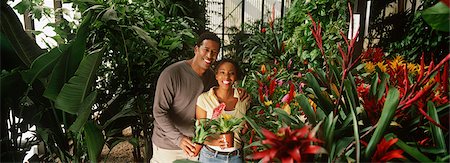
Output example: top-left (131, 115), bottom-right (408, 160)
top-left (55, 50), bottom-right (102, 114)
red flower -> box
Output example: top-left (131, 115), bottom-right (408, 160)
top-left (258, 80), bottom-right (265, 102)
top-left (261, 28), bottom-right (266, 33)
top-left (212, 103), bottom-right (226, 119)
top-left (251, 126), bottom-right (327, 163)
top-left (372, 138), bottom-right (405, 163)
top-left (269, 79), bottom-right (277, 97)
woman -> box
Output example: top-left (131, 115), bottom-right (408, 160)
top-left (195, 59), bottom-right (250, 163)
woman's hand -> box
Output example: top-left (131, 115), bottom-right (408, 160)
top-left (205, 136), bottom-right (227, 149)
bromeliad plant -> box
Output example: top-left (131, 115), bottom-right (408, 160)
top-left (241, 3), bottom-right (449, 163)
top-left (210, 103), bottom-right (244, 134)
top-left (192, 118), bottom-right (214, 144)
top-left (212, 113), bottom-right (244, 134)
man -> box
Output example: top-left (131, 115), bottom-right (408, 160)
top-left (151, 32), bottom-right (245, 162)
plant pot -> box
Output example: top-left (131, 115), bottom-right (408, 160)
top-left (193, 143), bottom-right (203, 157)
top-left (220, 132), bottom-right (234, 148)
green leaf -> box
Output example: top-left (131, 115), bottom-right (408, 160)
top-left (306, 73), bottom-right (334, 112)
top-left (1, 3), bottom-right (45, 66)
top-left (344, 79), bottom-right (360, 161)
top-left (323, 112), bottom-right (337, 152)
top-left (365, 87), bottom-right (400, 158)
top-left (69, 91), bottom-right (97, 133)
top-left (427, 101), bottom-right (447, 152)
top-left (385, 134), bottom-right (433, 162)
top-left (20, 45), bottom-right (68, 83)
top-left (131, 25), bottom-right (157, 48)
top-left (244, 115), bottom-right (263, 138)
top-left (43, 13), bottom-right (92, 100)
top-left (84, 121), bottom-right (105, 163)
top-left (422, 2), bottom-right (450, 32)
top-left (101, 8), bottom-right (119, 21)
top-left (273, 108), bottom-right (299, 125)
top-left (102, 106), bottom-right (138, 129)
top-left (298, 94), bottom-right (317, 124)
top-left (55, 51), bottom-right (102, 114)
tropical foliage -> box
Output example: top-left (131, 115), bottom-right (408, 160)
top-left (238, 1), bottom-right (449, 162)
top-left (2, 0), bottom-right (205, 162)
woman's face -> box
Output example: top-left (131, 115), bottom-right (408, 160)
top-left (215, 62), bottom-right (237, 89)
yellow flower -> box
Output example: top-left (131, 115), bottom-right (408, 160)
top-left (407, 63), bottom-right (419, 74)
top-left (264, 100), bottom-right (273, 106)
top-left (377, 61), bottom-right (387, 72)
top-left (365, 62), bottom-right (376, 73)
top-left (222, 114), bottom-right (233, 121)
top-left (388, 56), bottom-right (405, 71)
top-left (308, 98), bottom-right (317, 112)
top-left (282, 103), bottom-right (291, 115)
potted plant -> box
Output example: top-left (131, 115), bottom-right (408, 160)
top-left (211, 113), bottom-right (244, 148)
top-left (191, 118), bottom-right (213, 156)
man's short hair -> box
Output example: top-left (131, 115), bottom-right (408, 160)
top-left (196, 31), bottom-right (221, 47)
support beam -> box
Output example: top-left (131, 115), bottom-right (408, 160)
top-left (353, 0), bottom-right (367, 56)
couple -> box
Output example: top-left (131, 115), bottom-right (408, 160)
top-left (151, 32), bottom-right (250, 163)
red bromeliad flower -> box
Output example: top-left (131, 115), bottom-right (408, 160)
top-left (212, 103), bottom-right (226, 119)
top-left (372, 138), bottom-right (406, 163)
top-left (251, 126), bottom-right (327, 163)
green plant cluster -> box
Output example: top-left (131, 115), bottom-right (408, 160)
top-left (1, 0), bottom-right (206, 162)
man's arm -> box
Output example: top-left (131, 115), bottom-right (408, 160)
top-left (153, 71), bottom-right (184, 147)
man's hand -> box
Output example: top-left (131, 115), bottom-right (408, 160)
top-left (237, 88), bottom-right (250, 101)
top-left (179, 136), bottom-right (195, 156)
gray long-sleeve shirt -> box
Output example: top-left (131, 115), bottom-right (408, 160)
top-left (152, 60), bottom-right (216, 150)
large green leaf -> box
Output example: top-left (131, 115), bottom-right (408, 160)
top-left (55, 51), bottom-right (102, 114)
top-left (20, 45), bottom-right (68, 84)
top-left (365, 87), bottom-right (400, 158)
top-left (298, 94), bottom-right (317, 124)
top-left (43, 13), bottom-right (92, 101)
top-left (306, 73), bottom-right (334, 112)
top-left (69, 91), bottom-right (97, 133)
top-left (101, 106), bottom-right (138, 129)
top-left (0, 2), bottom-right (45, 67)
top-left (323, 112), bottom-right (337, 154)
top-left (84, 121), bottom-right (105, 163)
top-left (343, 79), bottom-right (361, 162)
top-left (427, 101), bottom-right (447, 152)
top-left (422, 2), bottom-right (450, 32)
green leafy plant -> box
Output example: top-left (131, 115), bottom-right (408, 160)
top-left (192, 118), bottom-right (214, 144)
top-left (212, 113), bottom-right (244, 134)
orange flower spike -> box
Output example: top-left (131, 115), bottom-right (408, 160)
top-left (261, 65), bottom-right (267, 75)
top-left (269, 4), bottom-right (275, 30)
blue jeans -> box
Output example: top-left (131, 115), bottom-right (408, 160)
top-left (198, 147), bottom-right (242, 163)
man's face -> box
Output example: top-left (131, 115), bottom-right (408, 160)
top-left (193, 39), bottom-right (220, 70)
